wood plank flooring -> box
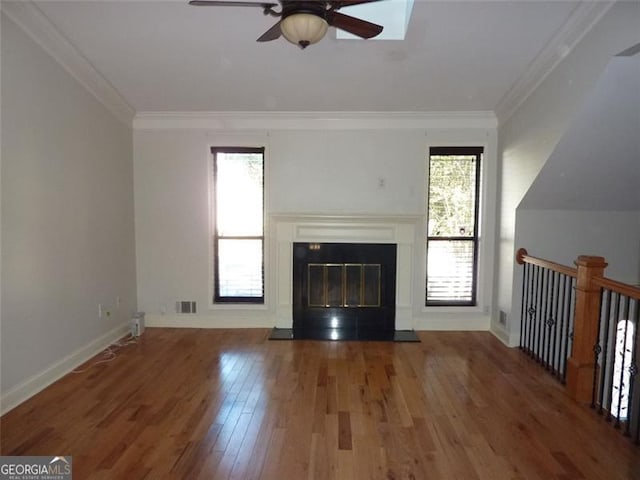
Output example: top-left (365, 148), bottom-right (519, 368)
top-left (1, 329), bottom-right (639, 479)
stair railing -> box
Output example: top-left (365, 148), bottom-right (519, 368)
top-left (515, 248), bottom-right (577, 382)
top-left (516, 248), bottom-right (639, 444)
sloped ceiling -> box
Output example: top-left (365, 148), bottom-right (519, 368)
top-left (519, 52), bottom-right (640, 211)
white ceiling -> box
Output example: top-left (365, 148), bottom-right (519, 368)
top-left (4, 1), bottom-right (614, 118)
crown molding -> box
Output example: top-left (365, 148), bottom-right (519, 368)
top-left (495, 1), bottom-right (614, 125)
top-left (2, 1), bottom-right (135, 127)
top-left (133, 111), bottom-right (497, 130)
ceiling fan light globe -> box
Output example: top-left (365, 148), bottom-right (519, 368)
top-left (281, 13), bottom-right (328, 48)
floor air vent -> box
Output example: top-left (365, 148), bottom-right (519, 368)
top-left (177, 301), bottom-right (197, 314)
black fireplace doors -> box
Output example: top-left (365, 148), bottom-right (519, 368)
top-left (292, 242), bottom-right (396, 340)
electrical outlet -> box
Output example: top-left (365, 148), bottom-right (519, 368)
top-left (98, 304), bottom-right (112, 319)
top-left (499, 311), bottom-right (508, 325)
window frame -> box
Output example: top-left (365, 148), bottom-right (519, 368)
top-left (425, 146), bottom-right (482, 307)
top-left (211, 146), bottom-right (265, 304)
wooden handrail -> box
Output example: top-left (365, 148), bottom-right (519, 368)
top-left (515, 248), bottom-right (577, 278)
top-left (516, 248), bottom-right (640, 299)
top-left (593, 276), bottom-right (640, 300)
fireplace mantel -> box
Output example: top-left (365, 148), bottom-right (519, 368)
top-left (271, 214), bottom-right (421, 330)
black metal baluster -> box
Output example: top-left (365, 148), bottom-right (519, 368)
top-left (546, 270), bottom-right (553, 371)
top-left (528, 264), bottom-right (533, 352)
top-left (530, 265), bottom-right (537, 359)
top-left (545, 271), bottom-right (557, 372)
top-left (598, 289), bottom-right (613, 415)
top-left (557, 274), bottom-right (567, 379)
top-left (591, 289), bottom-right (605, 409)
top-left (551, 272), bottom-right (561, 377)
top-left (527, 265), bottom-right (537, 356)
top-left (535, 266), bottom-right (544, 362)
top-left (559, 277), bottom-right (569, 383)
top-left (542, 269), bottom-right (550, 369)
top-left (520, 263), bottom-right (529, 351)
top-left (541, 268), bottom-right (551, 368)
top-left (569, 277), bottom-right (577, 357)
top-left (624, 298), bottom-right (638, 438)
top-left (524, 264), bottom-right (533, 351)
top-left (561, 276), bottom-right (573, 383)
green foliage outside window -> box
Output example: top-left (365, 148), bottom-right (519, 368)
top-left (427, 155), bottom-right (477, 237)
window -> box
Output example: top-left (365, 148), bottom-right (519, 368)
top-left (611, 319), bottom-right (635, 420)
top-left (211, 147), bottom-right (264, 303)
top-left (426, 146), bottom-right (482, 306)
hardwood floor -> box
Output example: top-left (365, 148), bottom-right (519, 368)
top-left (1, 328), bottom-right (639, 479)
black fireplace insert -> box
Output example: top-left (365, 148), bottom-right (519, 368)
top-left (292, 242), bottom-right (397, 340)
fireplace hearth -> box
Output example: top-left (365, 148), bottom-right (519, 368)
top-left (292, 242), bottom-right (396, 340)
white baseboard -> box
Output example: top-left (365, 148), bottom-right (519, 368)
top-left (145, 313), bottom-right (271, 329)
top-left (490, 325), bottom-right (512, 346)
top-left (0, 323), bottom-right (130, 416)
top-left (488, 322), bottom-right (521, 347)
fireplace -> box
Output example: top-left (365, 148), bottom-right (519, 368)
top-left (292, 242), bottom-right (396, 340)
top-left (271, 214), bottom-right (420, 338)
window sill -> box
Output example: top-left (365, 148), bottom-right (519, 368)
top-left (421, 305), bottom-right (487, 315)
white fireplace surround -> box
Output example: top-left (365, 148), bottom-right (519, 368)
top-left (272, 214), bottom-right (421, 331)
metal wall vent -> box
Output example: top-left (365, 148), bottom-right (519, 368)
top-left (177, 301), bottom-right (197, 314)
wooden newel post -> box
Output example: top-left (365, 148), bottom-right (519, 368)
top-left (566, 255), bottom-right (607, 403)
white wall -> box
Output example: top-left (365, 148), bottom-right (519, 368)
top-left (495, 1), bottom-right (640, 341)
top-left (514, 210), bottom-right (640, 285)
top-left (269, 130), bottom-right (424, 215)
top-left (133, 117), bottom-right (497, 330)
top-left (1, 14), bottom-right (137, 408)
top-left (519, 56), bottom-right (640, 212)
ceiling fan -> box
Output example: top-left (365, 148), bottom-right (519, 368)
top-left (189, 0), bottom-right (384, 49)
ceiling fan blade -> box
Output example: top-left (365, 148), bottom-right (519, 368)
top-left (329, 0), bottom-right (383, 8)
top-left (257, 20), bottom-right (282, 42)
top-left (328, 11), bottom-right (383, 39)
top-left (189, 1), bottom-right (277, 7)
